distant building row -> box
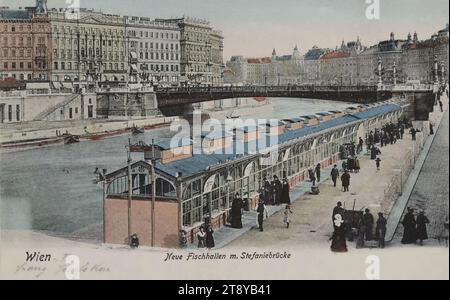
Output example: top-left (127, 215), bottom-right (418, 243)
top-left (225, 27), bottom-right (449, 86)
top-left (0, 4), bottom-right (224, 85)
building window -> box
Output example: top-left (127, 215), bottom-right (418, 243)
top-left (8, 105), bottom-right (12, 122)
top-left (69, 108), bottom-right (73, 119)
top-left (16, 105), bottom-right (20, 121)
top-left (75, 107), bottom-right (78, 114)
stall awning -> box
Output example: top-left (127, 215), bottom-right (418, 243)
top-left (26, 82), bottom-right (50, 90)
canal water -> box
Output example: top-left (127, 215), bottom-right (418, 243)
top-left (0, 98), bottom-right (352, 241)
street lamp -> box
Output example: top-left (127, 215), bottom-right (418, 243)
top-left (226, 174), bottom-right (233, 210)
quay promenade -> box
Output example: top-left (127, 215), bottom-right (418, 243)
top-left (214, 98), bottom-right (448, 250)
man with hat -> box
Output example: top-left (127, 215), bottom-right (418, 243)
top-left (416, 210), bottom-right (430, 246)
top-left (376, 212), bottom-right (387, 248)
top-left (363, 208), bottom-right (374, 241)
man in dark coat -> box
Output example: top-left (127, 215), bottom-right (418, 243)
top-left (341, 170), bottom-right (351, 192)
top-left (257, 197), bottom-right (268, 232)
top-left (280, 177), bottom-right (291, 204)
top-left (308, 168), bottom-right (316, 186)
top-left (315, 163), bottom-right (321, 182)
top-left (416, 210), bottom-right (430, 246)
top-left (376, 213), bottom-right (387, 248)
top-left (272, 175), bottom-right (282, 205)
top-left (363, 209), bottom-right (374, 241)
top-left (263, 177), bottom-right (271, 205)
top-left (410, 128), bottom-right (417, 141)
top-left (331, 165), bottom-right (339, 187)
top-left (205, 225), bottom-right (215, 249)
top-left (230, 193), bottom-right (243, 229)
top-left (401, 208), bottom-right (417, 244)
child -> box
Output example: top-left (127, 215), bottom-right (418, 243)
top-left (375, 157), bottom-right (381, 171)
top-left (283, 205), bottom-right (293, 228)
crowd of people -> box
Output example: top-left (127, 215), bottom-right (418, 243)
top-left (401, 208), bottom-right (431, 246)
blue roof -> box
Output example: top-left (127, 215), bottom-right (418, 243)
top-left (155, 138), bottom-right (193, 149)
top-left (304, 48), bottom-right (326, 60)
top-left (154, 103), bottom-right (401, 178)
top-left (202, 131), bottom-right (233, 139)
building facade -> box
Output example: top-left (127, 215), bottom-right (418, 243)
top-left (161, 17), bottom-right (224, 86)
top-left (48, 8), bottom-right (128, 82)
top-left (0, 8), bottom-right (52, 81)
top-left (125, 16), bottom-right (181, 85)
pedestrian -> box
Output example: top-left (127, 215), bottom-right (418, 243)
top-left (309, 168), bottom-right (316, 186)
top-left (332, 202), bottom-right (345, 223)
top-left (429, 122), bottom-right (434, 135)
top-left (341, 170), bottom-right (351, 192)
top-left (230, 193), bottom-right (243, 229)
top-left (263, 177), bottom-right (271, 205)
top-left (330, 213), bottom-right (347, 252)
top-left (272, 175), bottom-right (282, 205)
top-left (179, 230), bottom-right (187, 248)
top-left (375, 157), bottom-right (381, 171)
top-left (401, 208), bottom-right (417, 244)
top-left (283, 205), bottom-right (293, 228)
top-left (416, 210), bottom-right (430, 246)
top-left (376, 212), bottom-right (387, 248)
top-left (363, 209), bottom-right (374, 241)
top-left (358, 137), bottom-right (364, 154)
top-left (331, 165), bottom-right (340, 187)
top-left (410, 128), bottom-right (417, 141)
top-left (354, 157), bottom-right (360, 174)
top-left (130, 234), bottom-right (139, 249)
top-left (197, 226), bottom-right (206, 248)
top-left (356, 217), bottom-right (366, 249)
top-left (315, 163), bottom-right (321, 182)
top-left (400, 124), bottom-right (404, 139)
top-left (205, 225), bottom-right (215, 249)
top-left (439, 99), bottom-right (443, 112)
top-left (341, 160), bottom-right (348, 172)
top-left (280, 177), bottom-right (291, 204)
top-left (257, 196), bottom-right (269, 232)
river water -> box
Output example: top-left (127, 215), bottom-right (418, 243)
top-left (0, 98), bottom-right (352, 241)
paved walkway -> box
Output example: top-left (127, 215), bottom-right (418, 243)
top-left (227, 121), bottom-right (437, 249)
top-left (391, 93), bottom-right (449, 246)
top-left (189, 162), bottom-right (341, 249)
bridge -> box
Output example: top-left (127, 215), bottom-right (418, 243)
top-left (154, 84), bottom-right (442, 120)
top-left (97, 83), bottom-right (444, 121)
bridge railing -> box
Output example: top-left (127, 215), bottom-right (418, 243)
top-left (154, 85), bottom-right (379, 94)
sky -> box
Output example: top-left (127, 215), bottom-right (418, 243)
top-left (1, 0), bottom-right (448, 60)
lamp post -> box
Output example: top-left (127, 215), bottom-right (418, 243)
top-left (226, 174), bottom-right (233, 210)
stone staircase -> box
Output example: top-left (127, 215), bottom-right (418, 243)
top-left (33, 94), bottom-right (80, 121)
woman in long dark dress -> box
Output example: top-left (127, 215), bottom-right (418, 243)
top-left (230, 194), bottom-right (243, 229)
top-left (401, 208), bottom-right (417, 244)
top-left (416, 211), bottom-right (430, 246)
top-left (280, 178), bottom-right (291, 204)
top-left (205, 225), bottom-right (215, 249)
top-left (330, 213), bottom-right (348, 252)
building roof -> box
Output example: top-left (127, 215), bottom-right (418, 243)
top-left (304, 47), bottom-right (327, 60)
top-left (151, 103), bottom-right (401, 179)
top-left (320, 51), bottom-right (351, 60)
top-left (0, 9), bottom-right (33, 20)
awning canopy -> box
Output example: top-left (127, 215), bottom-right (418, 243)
top-left (26, 82), bottom-right (50, 90)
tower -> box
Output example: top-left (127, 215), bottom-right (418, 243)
top-left (272, 48), bottom-right (277, 59)
top-left (35, 0), bottom-right (48, 13)
top-left (390, 32), bottom-right (395, 41)
top-left (293, 44), bottom-right (301, 60)
top-left (413, 31), bottom-right (418, 43)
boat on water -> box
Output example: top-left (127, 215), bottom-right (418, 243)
top-left (63, 135), bottom-right (80, 145)
top-left (226, 110), bottom-right (240, 119)
top-left (131, 126), bottom-right (145, 134)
